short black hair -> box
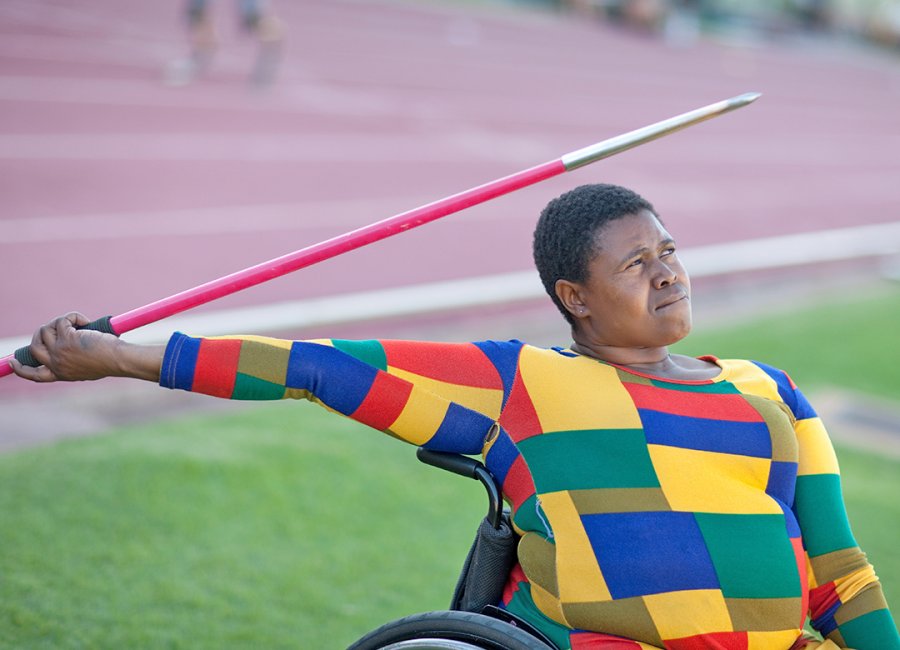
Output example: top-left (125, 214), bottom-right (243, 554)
top-left (532, 183), bottom-right (656, 325)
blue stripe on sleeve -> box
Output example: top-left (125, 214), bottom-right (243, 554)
top-left (473, 340), bottom-right (523, 408)
top-left (424, 401), bottom-right (494, 455)
top-left (159, 332), bottom-right (200, 391)
top-left (484, 429), bottom-right (518, 486)
top-left (284, 341), bottom-right (377, 415)
top-left (752, 361), bottom-right (818, 419)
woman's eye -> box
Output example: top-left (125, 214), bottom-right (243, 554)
top-left (627, 258), bottom-right (642, 268)
top-left (662, 247), bottom-right (676, 257)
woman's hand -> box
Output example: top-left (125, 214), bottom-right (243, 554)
top-left (9, 313), bottom-right (164, 383)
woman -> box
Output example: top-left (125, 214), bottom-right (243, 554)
top-left (11, 184), bottom-right (898, 649)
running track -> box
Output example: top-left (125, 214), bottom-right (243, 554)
top-left (1, 0), bottom-right (899, 372)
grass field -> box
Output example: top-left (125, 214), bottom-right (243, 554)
top-left (1, 284), bottom-right (898, 648)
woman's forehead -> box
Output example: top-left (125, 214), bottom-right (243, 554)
top-left (592, 210), bottom-right (671, 251)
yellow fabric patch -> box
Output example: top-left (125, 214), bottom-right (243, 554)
top-left (530, 579), bottom-right (570, 628)
top-left (806, 552), bottom-right (819, 590)
top-left (647, 445), bottom-right (779, 515)
top-left (746, 629), bottom-right (805, 649)
top-left (721, 360), bottom-right (783, 402)
top-left (387, 385), bottom-right (449, 446)
top-left (643, 589), bottom-right (733, 640)
top-left (538, 491), bottom-right (611, 603)
top-left (519, 351), bottom-right (642, 432)
top-left (834, 563), bottom-right (878, 604)
top-left (388, 366), bottom-right (503, 419)
top-left (795, 417), bottom-right (839, 476)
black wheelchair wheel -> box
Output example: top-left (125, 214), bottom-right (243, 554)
top-left (348, 610), bottom-right (556, 650)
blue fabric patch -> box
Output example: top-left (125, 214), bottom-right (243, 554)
top-left (473, 340), bottom-right (523, 408)
top-left (752, 361), bottom-right (818, 420)
top-left (285, 342), bottom-right (376, 415)
top-left (160, 332), bottom-right (200, 391)
top-left (424, 402), bottom-right (495, 455)
top-left (484, 428), bottom-right (519, 487)
top-left (766, 460), bottom-right (798, 506)
top-left (639, 409), bottom-right (773, 458)
top-left (791, 387), bottom-right (818, 420)
top-left (813, 599), bottom-right (842, 636)
top-left (582, 511), bottom-right (719, 598)
top-left (779, 500), bottom-right (802, 538)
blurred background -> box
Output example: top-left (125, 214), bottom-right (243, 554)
top-left (0, 0), bottom-right (898, 647)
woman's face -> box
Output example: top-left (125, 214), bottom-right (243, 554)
top-left (559, 209), bottom-right (693, 349)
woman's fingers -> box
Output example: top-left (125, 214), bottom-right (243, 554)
top-left (20, 313), bottom-right (95, 380)
top-left (9, 357), bottom-right (58, 382)
top-left (65, 312), bottom-right (92, 328)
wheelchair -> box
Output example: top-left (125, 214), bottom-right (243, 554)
top-left (348, 449), bottom-right (558, 650)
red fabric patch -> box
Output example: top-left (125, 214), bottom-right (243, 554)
top-left (664, 631), bottom-right (748, 650)
top-left (498, 372), bottom-right (543, 442)
top-left (193, 338), bottom-right (241, 398)
top-left (809, 581), bottom-right (840, 620)
top-left (380, 341), bottom-right (502, 389)
top-left (624, 383), bottom-right (763, 422)
top-left (349, 370), bottom-right (413, 431)
top-left (501, 563), bottom-right (527, 604)
top-left (791, 536), bottom-right (810, 627)
top-left (503, 455), bottom-right (537, 512)
top-left (570, 631), bottom-right (643, 649)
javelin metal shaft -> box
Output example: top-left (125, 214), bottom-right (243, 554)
top-left (2, 92), bottom-right (760, 378)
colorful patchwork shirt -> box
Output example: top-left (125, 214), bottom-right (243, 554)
top-left (159, 333), bottom-right (899, 650)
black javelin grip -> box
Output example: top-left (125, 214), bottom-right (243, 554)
top-left (13, 316), bottom-right (117, 368)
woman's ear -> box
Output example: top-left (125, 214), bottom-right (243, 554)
top-left (555, 279), bottom-right (588, 321)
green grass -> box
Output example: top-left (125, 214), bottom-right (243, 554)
top-left (1, 284), bottom-right (898, 648)
top-left (674, 283), bottom-right (900, 401)
top-left (0, 405), bottom-right (485, 649)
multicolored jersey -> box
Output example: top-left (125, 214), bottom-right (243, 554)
top-left (159, 333), bottom-right (899, 650)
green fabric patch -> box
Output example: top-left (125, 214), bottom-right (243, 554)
top-left (505, 582), bottom-right (572, 650)
top-left (649, 379), bottom-right (739, 393)
top-left (232, 373), bottom-right (286, 400)
top-left (695, 513), bottom-right (802, 599)
top-left (794, 473), bottom-right (857, 557)
top-left (331, 339), bottom-right (387, 371)
top-left (837, 607), bottom-right (900, 650)
top-left (514, 494), bottom-right (554, 539)
top-left (519, 429), bottom-right (658, 492)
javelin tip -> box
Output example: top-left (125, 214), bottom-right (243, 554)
top-left (729, 91), bottom-right (762, 108)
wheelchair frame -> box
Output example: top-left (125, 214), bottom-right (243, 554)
top-left (347, 449), bottom-right (557, 650)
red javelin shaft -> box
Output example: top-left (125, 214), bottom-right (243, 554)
top-left (115, 159), bottom-right (564, 335)
top-left (3, 92), bottom-right (760, 378)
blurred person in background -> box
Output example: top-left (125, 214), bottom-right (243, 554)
top-left (166, 0), bottom-right (285, 86)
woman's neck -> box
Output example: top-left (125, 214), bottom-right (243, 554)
top-left (570, 337), bottom-right (720, 381)
top-left (570, 340), bottom-right (671, 369)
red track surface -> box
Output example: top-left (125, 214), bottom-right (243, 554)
top-left (1, 0), bottom-right (899, 343)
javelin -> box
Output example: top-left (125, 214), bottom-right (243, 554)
top-left (4, 92), bottom-right (761, 377)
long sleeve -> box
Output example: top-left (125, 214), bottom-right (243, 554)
top-left (158, 332), bottom-right (514, 455)
top-left (759, 364), bottom-right (900, 649)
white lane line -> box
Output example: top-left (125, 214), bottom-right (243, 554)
top-left (0, 198), bottom-right (434, 243)
top-left (1, 221), bottom-right (898, 352)
top-left (0, 132), bottom-right (483, 162)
